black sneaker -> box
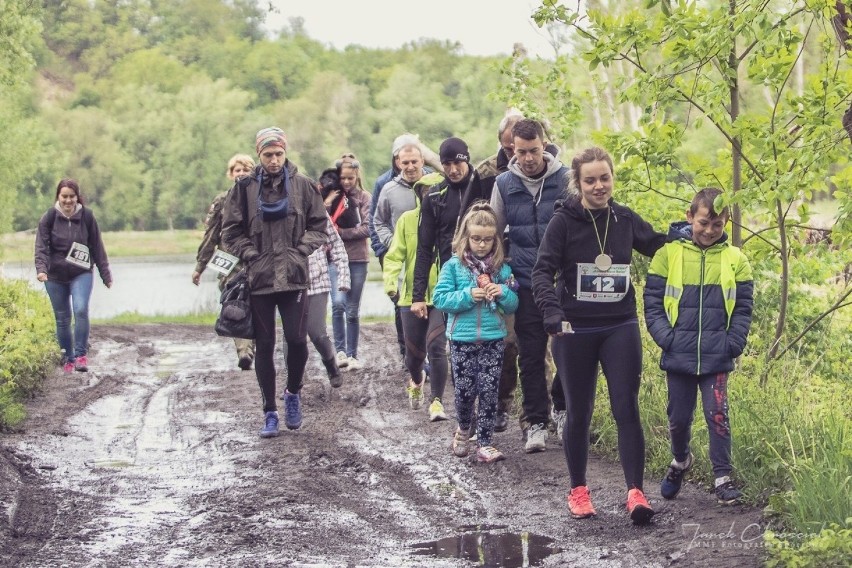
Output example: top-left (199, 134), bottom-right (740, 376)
top-left (494, 411), bottom-right (509, 433)
top-left (715, 478), bottom-right (743, 505)
top-left (238, 354), bottom-right (253, 371)
top-left (660, 453), bottom-right (694, 499)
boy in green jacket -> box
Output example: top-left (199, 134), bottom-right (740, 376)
top-left (643, 188), bottom-right (754, 505)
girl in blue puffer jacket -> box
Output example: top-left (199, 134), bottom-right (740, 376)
top-left (432, 203), bottom-right (518, 463)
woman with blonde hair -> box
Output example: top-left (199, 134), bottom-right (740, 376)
top-left (192, 153), bottom-right (256, 370)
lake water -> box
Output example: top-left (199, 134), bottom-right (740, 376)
top-left (1, 254), bottom-right (393, 320)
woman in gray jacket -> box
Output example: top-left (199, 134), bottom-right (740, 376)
top-left (35, 178), bottom-right (112, 373)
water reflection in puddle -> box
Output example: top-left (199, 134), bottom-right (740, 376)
top-left (411, 524), bottom-right (560, 567)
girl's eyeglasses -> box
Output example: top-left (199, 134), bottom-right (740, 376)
top-left (469, 236), bottom-right (495, 245)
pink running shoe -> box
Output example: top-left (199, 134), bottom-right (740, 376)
top-left (74, 355), bottom-right (88, 372)
top-left (63, 361), bottom-right (75, 373)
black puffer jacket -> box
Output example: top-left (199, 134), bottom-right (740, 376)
top-left (412, 168), bottom-right (490, 302)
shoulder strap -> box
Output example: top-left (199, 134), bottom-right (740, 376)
top-left (47, 206), bottom-right (58, 231)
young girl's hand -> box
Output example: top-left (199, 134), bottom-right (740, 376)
top-left (324, 189), bottom-right (341, 207)
top-left (484, 282), bottom-right (502, 300)
top-left (471, 287), bottom-right (488, 301)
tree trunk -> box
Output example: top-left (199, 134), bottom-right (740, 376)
top-left (765, 199), bottom-right (790, 374)
top-left (729, 0), bottom-right (743, 247)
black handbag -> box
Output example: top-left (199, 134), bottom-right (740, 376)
top-left (214, 270), bottom-right (255, 339)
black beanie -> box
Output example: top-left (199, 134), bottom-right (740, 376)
top-left (439, 137), bottom-right (470, 163)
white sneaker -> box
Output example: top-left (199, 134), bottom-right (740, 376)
top-left (335, 351), bottom-right (349, 368)
top-left (347, 356), bottom-right (363, 370)
top-left (552, 409), bottom-right (567, 445)
top-left (524, 423), bottom-right (547, 453)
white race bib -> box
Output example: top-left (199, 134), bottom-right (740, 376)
top-left (207, 248), bottom-right (241, 276)
top-left (576, 262), bottom-right (630, 302)
top-left (65, 242), bottom-right (91, 269)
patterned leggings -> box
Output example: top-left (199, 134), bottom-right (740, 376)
top-left (450, 339), bottom-right (505, 447)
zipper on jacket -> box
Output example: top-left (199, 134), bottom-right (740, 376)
top-left (696, 249), bottom-right (706, 374)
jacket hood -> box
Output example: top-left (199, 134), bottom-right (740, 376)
top-left (667, 220), bottom-right (692, 242)
top-left (506, 149), bottom-right (564, 183)
top-left (667, 220), bottom-right (729, 245)
top-left (54, 201), bottom-right (83, 219)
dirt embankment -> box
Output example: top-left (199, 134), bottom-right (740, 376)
top-left (0, 323), bottom-right (765, 567)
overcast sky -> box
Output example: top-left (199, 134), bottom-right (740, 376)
top-left (264, 0), bottom-right (557, 59)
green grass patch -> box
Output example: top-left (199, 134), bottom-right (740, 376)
top-left (1, 229), bottom-right (204, 263)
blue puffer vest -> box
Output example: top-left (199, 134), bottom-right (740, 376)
top-left (496, 167), bottom-right (569, 288)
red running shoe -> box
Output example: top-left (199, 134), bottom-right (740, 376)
top-left (626, 488), bottom-right (655, 524)
top-left (567, 486), bottom-right (596, 519)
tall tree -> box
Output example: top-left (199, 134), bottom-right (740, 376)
top-left (527, 0), bottom-right (851, 368)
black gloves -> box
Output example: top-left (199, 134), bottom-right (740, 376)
top-left (543, 313), bottom-right (563, 336)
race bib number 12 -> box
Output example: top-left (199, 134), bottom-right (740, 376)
top-left (576, 262), bottom-right (630, 302)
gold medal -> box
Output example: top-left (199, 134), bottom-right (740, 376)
top-left (594, 254), bottom-right (612, 271)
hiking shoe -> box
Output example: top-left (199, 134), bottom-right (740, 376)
top-left (428, 398), bottom-right (448, 422)
top-left (335, 351), bottom-right (349, 368)
top-left (552, 409), bottom-right (567, 445)
top-left (238, 354), bottom-right (253, 370)
top-left (494, 411), bottom-right (509, 433)
top-left (322, 357), bottom-right (343, 388)
top-left (63, 360), bottom-right (75, 373)
top-left (661, 453), bottom-right (694, 499)
top-left (74, 355), bottom-right (88, 372)
top-left (259, 411), bottom-right (279, 438)
top-left (347, 356), bottom-right (363, 371)
top-left (452, 429), bottom-right (470, 457)
top-left (715, 477), bottom-right (743, 505)
top-left (524, 423), bottom-right (547, 453)
top-left (407, 380), bottom-right (424, 410)
top-left (567, 486), bottom-right (596, 519)
top-left (283, 390), bottom-right (302, 430)
top-left (476, 446), bottom-right (506, 463)
top-left (627, 488), bottom-right (655, 524)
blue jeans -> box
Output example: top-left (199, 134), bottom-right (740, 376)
top-left (329, 261), bottom-right (368, 358)
top-left (44, 271), bottom-right (94, 362)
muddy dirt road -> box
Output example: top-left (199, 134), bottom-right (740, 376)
top-left (1, 323), bottom-right (766, 567)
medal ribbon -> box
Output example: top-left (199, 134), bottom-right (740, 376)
top-left (587, 206), bottom-right (610, 260)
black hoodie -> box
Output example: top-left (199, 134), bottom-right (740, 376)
top-left (531, 195), bottom-right (665, 327)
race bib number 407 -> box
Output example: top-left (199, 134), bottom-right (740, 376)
top-left (576, 262), bottom-right (630, 302)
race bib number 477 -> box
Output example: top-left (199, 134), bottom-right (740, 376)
top-left (576, 262), bottom-right (630, 302)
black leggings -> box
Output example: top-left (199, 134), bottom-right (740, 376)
top-left (551, 319), bottom-right (645, 490)
top-left (251, 290), bottom-right (309, 412)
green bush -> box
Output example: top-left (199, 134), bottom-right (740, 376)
top-left (0, 278), bottom-right (56, 428)
top-left (765, 521), bottom-right (852, 568)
